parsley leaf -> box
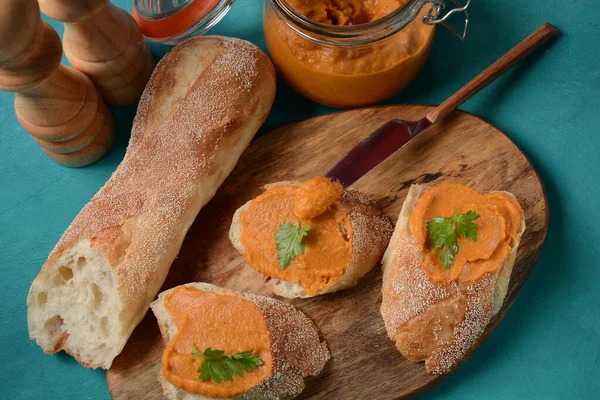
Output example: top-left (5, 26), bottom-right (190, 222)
top-left (192, 345), bottom-right (263, 384)
top-left (456, 210), bottom-right (480, 241)
top-left (426, 210), bottom-right (480, 270)
top-left (275, 222), bottom-right (311, 270)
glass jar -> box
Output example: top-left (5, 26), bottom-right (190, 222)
top-left (263, 0), bottom-right (470, 108)
top-left (133, 0), bottom-right (236, 44)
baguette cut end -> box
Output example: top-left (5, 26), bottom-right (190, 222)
top-left (27, 238), bottom-right (122, 369)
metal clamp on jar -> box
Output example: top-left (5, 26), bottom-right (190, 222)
top-left (263, 0), bottom-right (471, 108)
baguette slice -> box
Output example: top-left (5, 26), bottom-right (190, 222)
top-left (27, 36), bottom-right (276, 369)
top-left (151, 282), bottom-right (330, 400)
top-left (230, 181), bottom-right (393, 298)
top-left (381, 184), bottom-right (525, 374)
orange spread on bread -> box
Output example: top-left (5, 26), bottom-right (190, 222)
top-left (240, 177), bottom-right (353, 295)
top-left (162, 287), bottom-right (272, 397)
top-left (293, 176), bottom-right (344, 219)
top-left (410, 183), bottom-right (523, 284)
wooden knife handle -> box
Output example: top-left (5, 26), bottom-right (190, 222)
top-left (425, 22), bottom-right (558, 124)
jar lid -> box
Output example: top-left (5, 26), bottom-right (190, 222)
top-left (133, 0), bottom-right (236, 44)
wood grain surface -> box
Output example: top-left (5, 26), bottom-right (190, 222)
top-left (106, 104), bottom-right (548, 399)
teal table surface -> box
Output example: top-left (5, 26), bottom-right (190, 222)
top-left (2, 0), bottom-right (599, 399)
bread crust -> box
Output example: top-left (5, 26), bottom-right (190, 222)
top-left (27, 36), bottom-right (276, 369)
top-left (229, 181), bottom-right (393, 298)
top-left (150, 282), bottom-right (330, 400)
top-left (380, 184), bottom-right (525, 374)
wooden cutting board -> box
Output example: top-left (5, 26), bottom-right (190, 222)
top-left (106, 104), bottom-right (548, 399)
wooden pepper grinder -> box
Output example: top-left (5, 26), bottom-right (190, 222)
top-left (38, 0), bottom-right (155, 106)
top-left (0, 0), bottom-right (114, 167)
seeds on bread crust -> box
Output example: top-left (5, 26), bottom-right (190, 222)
top-left (151, 283), bottom-right (329, 399)
top-left (381, 184), bottom-right (526, 374)
top-left (231, 180), bottom-right (392, 298)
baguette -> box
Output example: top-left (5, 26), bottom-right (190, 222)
top-left (27, 36), bottom-right (276, 369)
top-left (151, 282), bottom-right (330, 400)
top-left (381, 184), bottom-right (525, 374)
top-left (230, 181), bottom-right (393, 298)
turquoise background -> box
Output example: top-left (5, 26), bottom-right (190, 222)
top-left (1, 0), bottom-right (599, 398)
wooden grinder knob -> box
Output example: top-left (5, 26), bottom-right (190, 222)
top-left (0, 0), bottom-right (114, 167)
top-left (39, 0), bottom-right (155, 106)
top-left (0, 0), bottom-right (61, 91)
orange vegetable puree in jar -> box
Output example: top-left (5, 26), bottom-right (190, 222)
top-left (161, 287), bottom-right (273, 397)
top-left (263, 0), bottom-right (435, 107)
top-left (240, 177), bottom-right (353, 295)
top-left (410, 183), bottom-right (524, 284)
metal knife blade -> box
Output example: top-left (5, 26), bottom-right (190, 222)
top-left (324, 117), bottom-right (432, 187)
top-left (324, 23), bottom-right (559, 187)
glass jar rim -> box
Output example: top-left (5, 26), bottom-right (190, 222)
top-left (269, 0), bottom-right (444, 46)
top-left (134, 0), bottom-right (236, 43)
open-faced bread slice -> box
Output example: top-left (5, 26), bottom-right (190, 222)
top-left (151, 282), bottom-right (330, 400)
top-left (229, 180), bottom-right (393, 298)
top-left (381, 184), bottom-right (525, 374)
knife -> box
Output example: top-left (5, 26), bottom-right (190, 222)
top-left (325, 22), bottom-right (558, 187)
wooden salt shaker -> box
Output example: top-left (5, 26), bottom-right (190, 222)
top-left (0, 0), bottom-right (114, 167)
top-left (38, 0), bottom-right (155, 106)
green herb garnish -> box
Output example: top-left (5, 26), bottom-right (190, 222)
top-left (192, 346), bottom-right (263, 383)
top-left (275, 222), bottom-right (311, 270)
top-left (426, 210), bottom-right (480, 269)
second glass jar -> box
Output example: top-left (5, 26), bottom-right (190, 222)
top-left (263, 0), bottom-right (441, 108)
